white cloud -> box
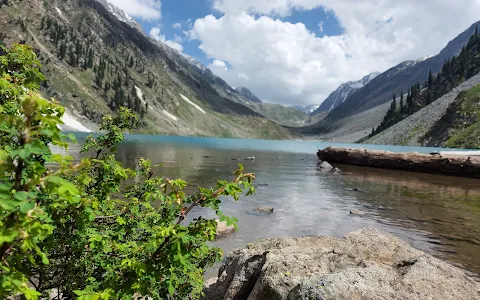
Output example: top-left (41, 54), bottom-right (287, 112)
top-left (211, 59), bottom-right (228, 70)
top-left (172, 22), bottom-right (182, 29)
top-left (191, 0), bottom-right (480, 105)
top-left (107, 0), bottom-right (161, 20)
top-left (150, 27), bottom-right (184, 52)
top-left (318, 21), bottom-right (324, 33)
top-left (149, 27), bottom-right (163, 40)
top-left (165, 41), bottom-right (184, 52)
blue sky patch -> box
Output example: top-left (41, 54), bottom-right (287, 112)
top-left (135, 1), bottom-right (344, 66)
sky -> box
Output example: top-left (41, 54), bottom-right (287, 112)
top-left (106, 0), bottom-right (480, 106)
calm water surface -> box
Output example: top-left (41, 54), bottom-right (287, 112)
top-left (65, 134), bottom-right (480, 279)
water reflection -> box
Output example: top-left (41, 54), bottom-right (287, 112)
top-left (62, 137), bottom-right (480, 279)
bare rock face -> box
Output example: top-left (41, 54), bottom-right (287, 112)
top-left (202, 228), bottom-right (480, 300)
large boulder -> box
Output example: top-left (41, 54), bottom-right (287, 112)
top-left (202, 228), bottom-right (480, 300)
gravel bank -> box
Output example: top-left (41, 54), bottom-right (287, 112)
top-left (366, 72), bottom-right (480, 146)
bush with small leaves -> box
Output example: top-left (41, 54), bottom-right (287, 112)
top-left (0, 44), bottom-right (256, 299)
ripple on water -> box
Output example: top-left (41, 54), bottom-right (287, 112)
top-left (64, 136), bottom-right (480, 280)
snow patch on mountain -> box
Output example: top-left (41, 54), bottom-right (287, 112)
top-left (61, 112), bottom-right (92, 132)
top-left (179, 93), bottom-right (206, 114)
top-left (162, 110), bottom-right (178, 121)
top-left (135, 86), bottom-right (145, 104)
top-left (96, 0), bottom-right (141, 30)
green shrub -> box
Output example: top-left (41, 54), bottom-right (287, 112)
top-left (0, 44), bottom-right (256, 299)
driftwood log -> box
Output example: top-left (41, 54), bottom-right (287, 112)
top-left (317, 147), bottom-right (480, 178)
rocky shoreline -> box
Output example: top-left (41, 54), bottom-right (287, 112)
top-left (203, 228), bottom-right (480, 300)
top-left (317, 146), bottom-right (480, 178)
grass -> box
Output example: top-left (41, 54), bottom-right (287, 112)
top-left (398, 125), bottom-right (425, 146)
top-left (444, 84), bottom-right (480, 148)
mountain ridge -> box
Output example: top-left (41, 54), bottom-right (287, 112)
top-left (298, 20), bottom-right (480, 137)
top-left (313, 72), bottom-right (380, 114)
top-left (0, 0), bottom-right (295, 139)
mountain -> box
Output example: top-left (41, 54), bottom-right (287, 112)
top-left (300, 20), bottom-right (480, 137)
top-left (365, 74), bottom-right (480, 147)
top-left (0, 0), bottom-right (294, 139)
top-left (291, 104), bottom-right (320, 115)
top-left (245, 103), bottom-right (309, 126)
top-left (234, 86), bottom-right (262, 103)
top-left (426, 84), bottom-right (480, 148)
top-left (312, 72), bottom-right (380, 114)
top-left (95, 0), bottom-right (141, 31)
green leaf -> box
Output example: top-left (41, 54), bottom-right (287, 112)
top-left (116, 216), bottom-right (126, 225)
top-left (0, 182), bottom-right (12, 192)
top-left (39, 252), bottom-right (49, 264)
top-left (0, 199), bottom-right (17, 210)
top-left (13, 191), bottom-right (29, 201)
top-left (19, 200), bottom-right (35, 213)
top-left (168, 281), bottom-right (175, 296)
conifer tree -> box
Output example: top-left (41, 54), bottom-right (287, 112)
top-left (427, 69), bottom-right (433, 88)
top-left (59, 40), bottom-right (67, 60)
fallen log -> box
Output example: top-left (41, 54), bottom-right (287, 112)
top-left (317, 147), bottom-right (480, 179)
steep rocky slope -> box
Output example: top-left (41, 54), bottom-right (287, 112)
top-left (0, 0), bottom-right (294, 139)
top-left (301, 21), bottom-right (480, 136)
top-left (366, 73), bottom-right (480, 146)
top-left (234, 86), bottom-right (262, 103)
top-left (245, 102), bottom-right (309, 126)
top-left (313, 72), bottom-right (379, 113)
top-left (425, 84), bottom-right (480, 148)
top-left (291, 104), bottom-right (320, 115)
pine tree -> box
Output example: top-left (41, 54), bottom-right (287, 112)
top-left (427, 69), bottom-right (433, 88)
top-left (69, 45), bottom-right (75, 66)
top-left (400, 91), bottom-right (404, 110)
top-left (75, 40), bottom-right (82, 66)
top-left (59, 41), bottom-right (67, 60)
top-left (87, 48), bottom-right (94, 69)
top-left (426, 92), bottom-right (432, 105)
top-left (104, 82), bottom-right (111, 95)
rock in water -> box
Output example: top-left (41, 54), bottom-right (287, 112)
top-left (318, 161), bottom-right (333, 170)
top-left (252, 207), bottom-right (274, 215)
top-left (349, 209), bottom-right (366, 215)
top-left (215, 220), bottom-right (236, 239)
top-left (202, 228), bottom-right (480, 300)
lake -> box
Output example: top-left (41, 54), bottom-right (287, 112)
top-left (64, 134), bottom-right (480, 279)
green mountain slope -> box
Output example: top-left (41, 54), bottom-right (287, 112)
top-left (0, 0), bottom-right (294, 139)
top-left (425, 84), bottom-right (480, 148)
top-left (368, 27), bottom-right (480, 140)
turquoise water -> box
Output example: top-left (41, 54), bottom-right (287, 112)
top-left (64, 133), bottom-right (480, 279)
top-left (70, 132), bottom-right (477, 154)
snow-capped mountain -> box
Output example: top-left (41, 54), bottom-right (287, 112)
top-left (96, 0), bottom-right (142, 30)
top-left (291, 104), bottom-right (320, 115)
top-left (314, 72), bottom-right (380, 113)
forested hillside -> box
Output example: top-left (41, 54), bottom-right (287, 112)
top-left (369, 27), bottom-right (480, 139)
top-left (0, 0), bottom-right (294, 139)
